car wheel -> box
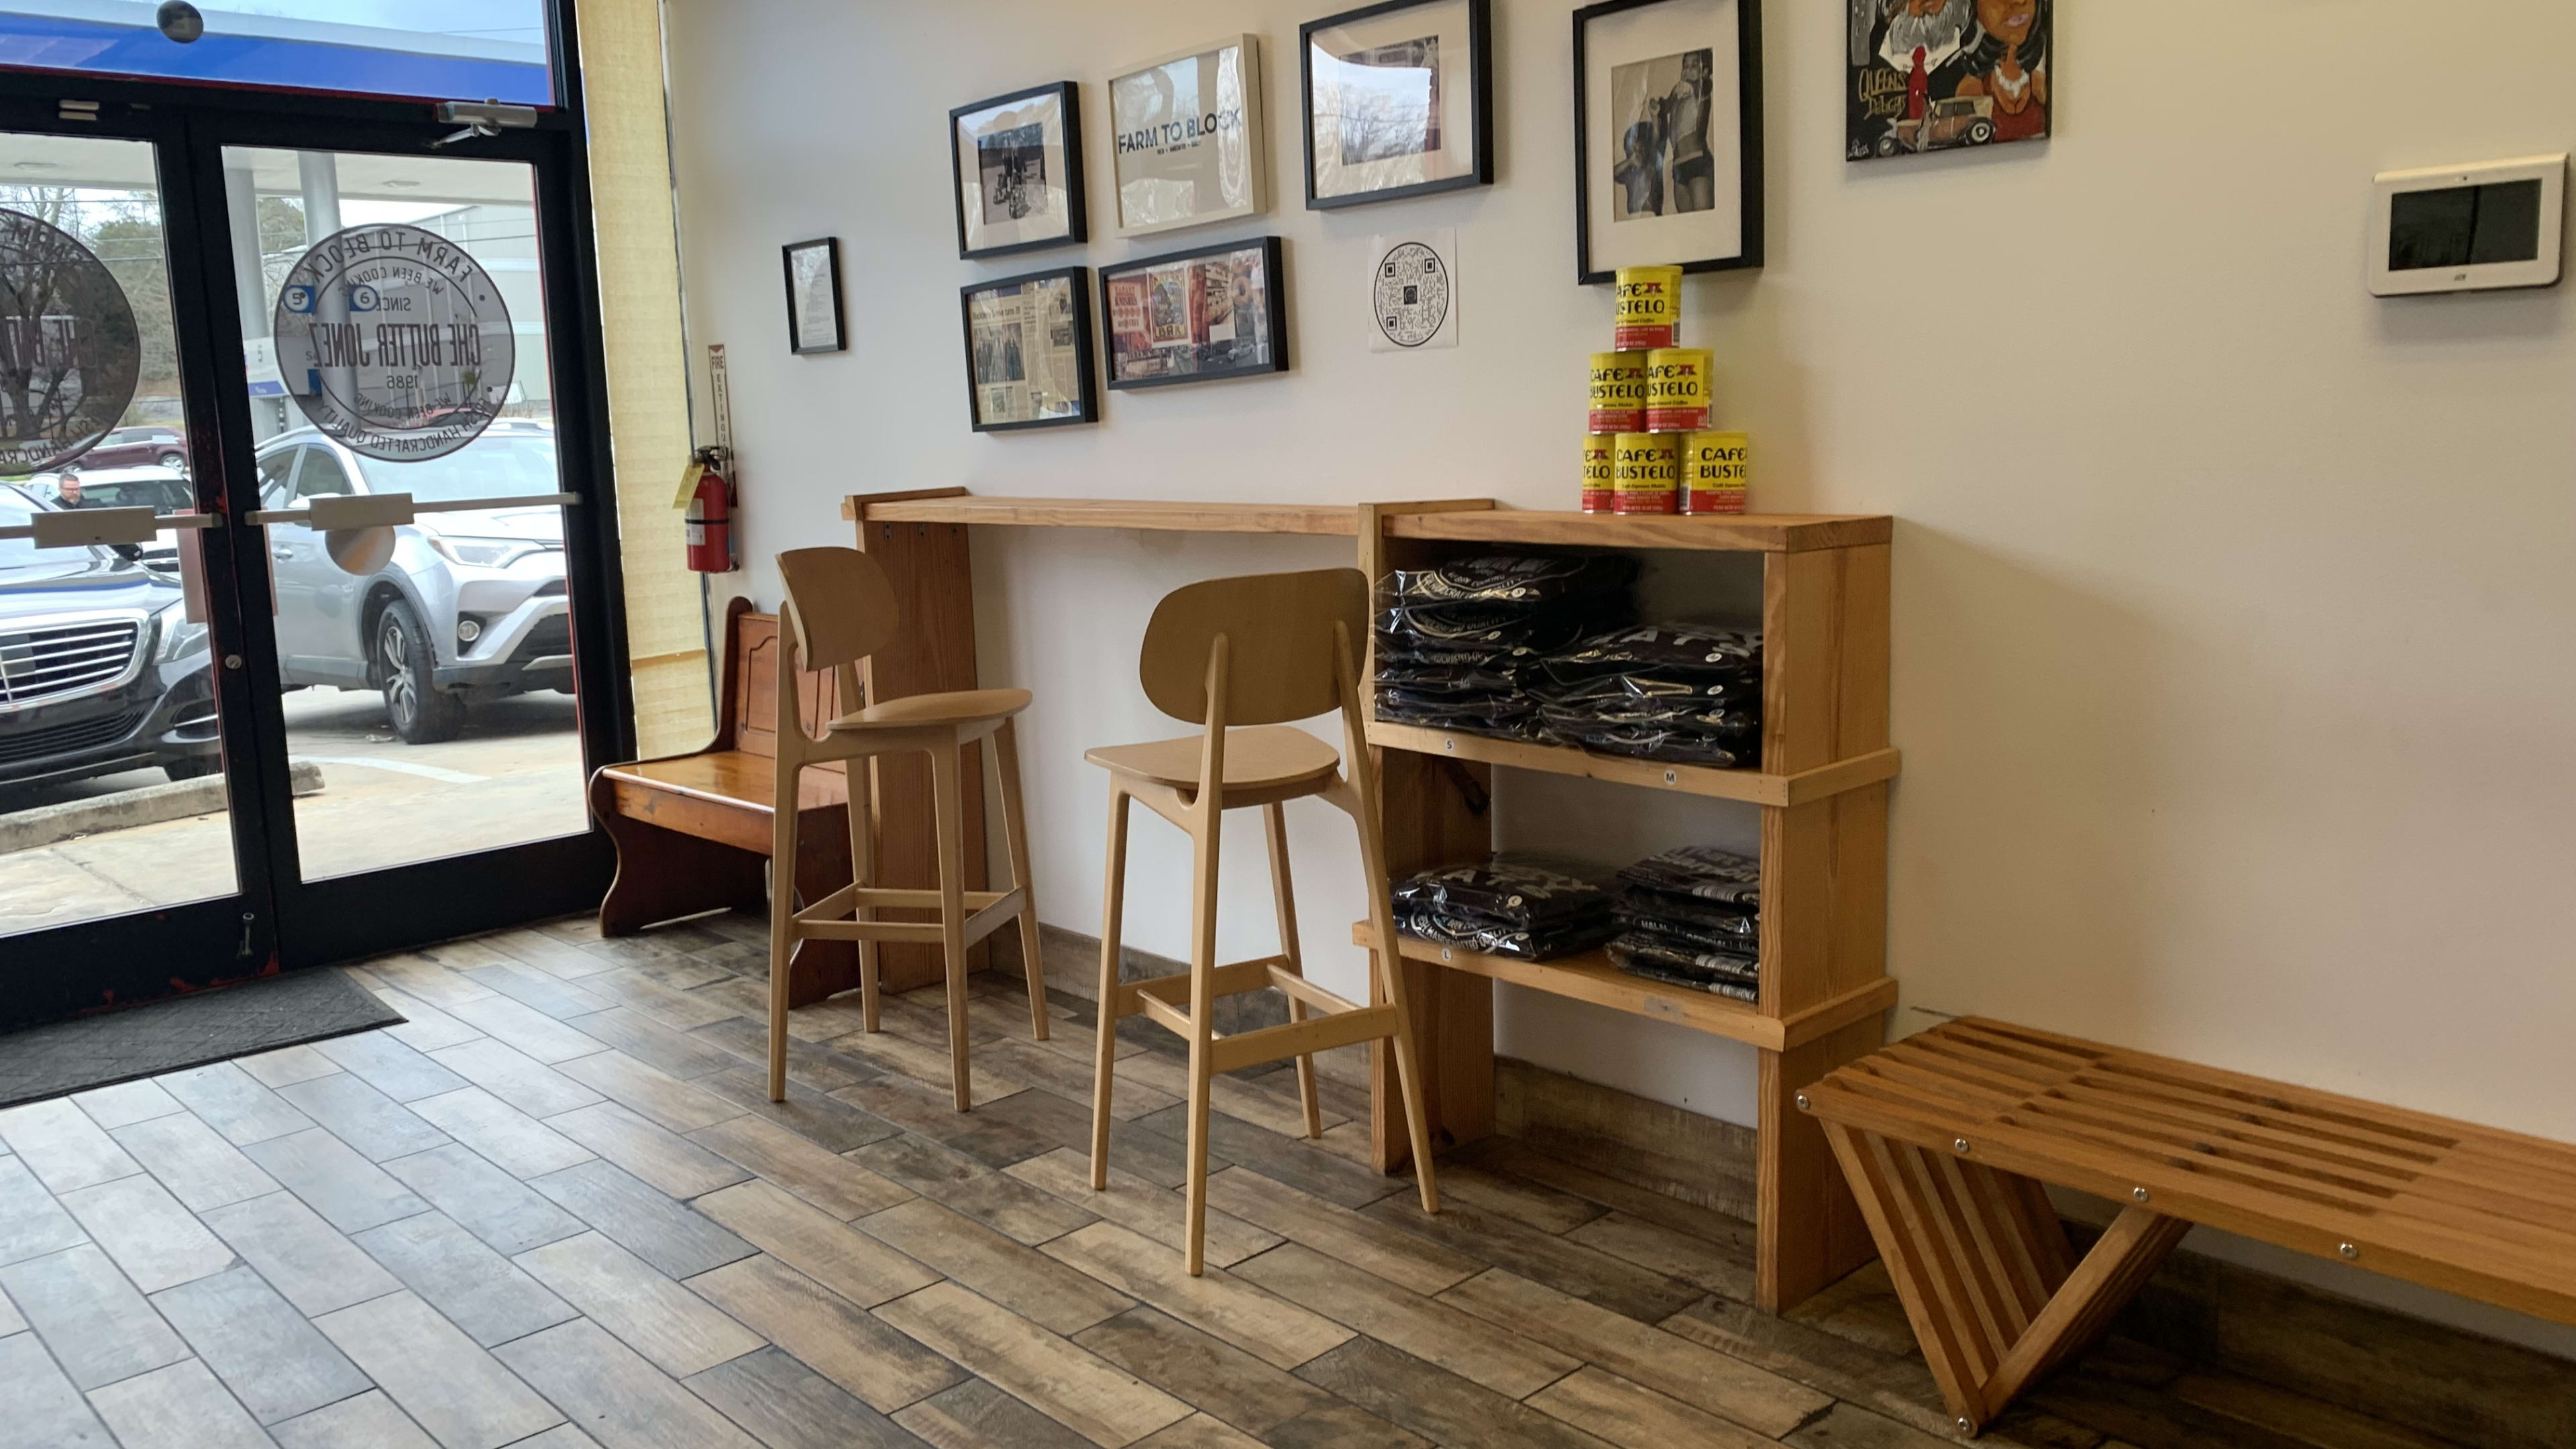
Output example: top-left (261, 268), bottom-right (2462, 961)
top-left (159, 450), bottom-right (187, 469)
top-left (376, 600), bottom-right (467, 745)
top-left (163, 757), bottom-right (221, 783)
top-left (1969, 119), bottom-right (1995, 144)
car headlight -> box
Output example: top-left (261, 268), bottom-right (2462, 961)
top-left (427, 535), bottom-right (542, 569)
top-left (154, 601), bottom-right (209, 663)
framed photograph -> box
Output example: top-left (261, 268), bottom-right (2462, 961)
top-left (951, 81), bottom-right (1088, 258)
top-left (1845, 0), bottom-right (2049, 161)
top-left (1098, 236), bottom-right (1289, 389)
top-left (1300, 0), bottom-right (1492, 210)
top-left (1573, 0), bottom-right (1764, 284)
top-left (1108, 35), bottom-right (1269, 237)
top-left (961, 266), bottom-right (1098, 431)
top-left (781, 237), bottom-right (845, 354)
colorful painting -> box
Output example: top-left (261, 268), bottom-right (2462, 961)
top-left (1847, 0), bottom-right (2049, 162)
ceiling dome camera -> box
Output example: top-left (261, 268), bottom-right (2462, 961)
top-left (156, 1), bottom-right (203, 42)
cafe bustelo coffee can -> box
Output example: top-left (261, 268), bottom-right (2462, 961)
top-left (1681, 430), bottom-right (1750, 515)
top-left (1644, 348), bottom-right (1712, 432)
top-left (1613, 266), bottom-right (1681, 350)
top-left (1611, 433), bottom-right (1677, 515)
top-left (1580, 435), bottom-right (1618, 513)
top-left (1587, 352), bottom-right (1647, 433)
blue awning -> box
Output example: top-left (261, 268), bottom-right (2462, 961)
top-left (0, 3), bottom-right (549, 105)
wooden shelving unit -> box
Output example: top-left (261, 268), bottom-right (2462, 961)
top-left (842, 488), bottom-right (1898, 1315)
top-left (1356, 498), bottom-right (1896, 1313)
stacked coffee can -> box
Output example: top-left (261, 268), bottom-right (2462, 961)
top-left (1583, 266), bottom-right (1749, 516)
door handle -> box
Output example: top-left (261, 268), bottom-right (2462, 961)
top-left (272, 546), bottom-right (296, 561)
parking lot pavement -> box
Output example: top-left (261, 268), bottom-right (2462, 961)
top-left (0, 688), bottom-right (588, 938)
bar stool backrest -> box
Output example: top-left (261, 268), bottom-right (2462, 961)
top-left (1140, 568), bottom-right (1368, 727)
top-left (777, 546), bottom-right (902, 672)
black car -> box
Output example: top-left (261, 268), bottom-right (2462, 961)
top-left (0, 484), bottom-right (221, 789)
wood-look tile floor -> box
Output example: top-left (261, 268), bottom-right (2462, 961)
top-left (0, 912), bottom-right (2471, 1449)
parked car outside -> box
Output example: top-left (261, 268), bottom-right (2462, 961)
top-left (256, 422), bottom-right (572, 745)
top-left (61, 425), bottom-right (189, 474)
top-left (0, 483), bottom-right (219, 790)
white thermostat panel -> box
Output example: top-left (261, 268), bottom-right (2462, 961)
top-left (2367, 154), bottom-right (2565, 297)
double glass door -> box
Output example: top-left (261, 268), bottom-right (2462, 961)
top-left (0, 101), bottom-right (626, 1027)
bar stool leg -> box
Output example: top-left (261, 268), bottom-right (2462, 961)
top-left (847, 757), bottom-right (881, 1035)
top-left (1181, 794), bottom-right (1224, 1277)
top-left (992, 718), bottom-right (1050, 1041)
top-left (1089, 786), bottom-right (1131, 1191)
top-left (1354, 808), bottom-right (1440, 1214)
top-left (1263, 802), bottom-right (1322, 1140)
top-left (930, 739), bottom-right (973, 1113)
top-left (766, 767), bottom-right (800, 1104)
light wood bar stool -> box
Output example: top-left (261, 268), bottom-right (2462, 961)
top-left (768, 546), bottom-right (1049, 1110)
top-left (1085, 567), bottom-right (1440, 1274)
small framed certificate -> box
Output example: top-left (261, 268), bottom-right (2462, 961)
top-left (781, 237), bottom-right (845, 354)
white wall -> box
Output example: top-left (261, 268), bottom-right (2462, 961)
top-left (663, 0), bottom-right (2576, 1354)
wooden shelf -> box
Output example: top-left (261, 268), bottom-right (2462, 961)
top-left (1351, 923), bottom-right (1899, 1053)
top-left (849, 494), bottom-right (1360, 537)
top-left (1366, 720), bottom-right (1900, 808)
top-left (1384, 509), bottom-right (1891, 553)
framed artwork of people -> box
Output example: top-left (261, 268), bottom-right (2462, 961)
top-left (1847, 0), bottom-right (2049, 161)
top-left (1572, 0), bottom-right (1764, 284)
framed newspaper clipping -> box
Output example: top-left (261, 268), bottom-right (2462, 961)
top-left (1300, 0), bottom-right (1493, 210)
top-left (1098, 236), bottom-right (1289, 389)
top-left (1572, 0), bottom-right (1765, 284)
top-left (961, 266), bottom-right (1099, 431)
top-left (1108, 36), bottom-right (1270, 237)
top-left (951, 81), bottom-right (1088, 259)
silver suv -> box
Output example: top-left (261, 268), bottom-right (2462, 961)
top-left (255, 423), bottom-right (572, 744)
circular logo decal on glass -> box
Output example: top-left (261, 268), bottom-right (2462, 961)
top-left (0, 207), bottom-right (142, 474)
top-left (273, 224), bottom-right (515, 462)
top-left (1372, 241), bottom-right (1450, 349)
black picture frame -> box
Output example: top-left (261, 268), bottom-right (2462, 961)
top-left (960, 265), bottom-right (1099, 433)
top-left (780, 237), bottom-right (845, 354)
top-left (949, 80), bottom-right (1088, 260)
top-left (1299, 0), bottom-right (1494, 211)
top-left (1571, 0), bottom-right (1765, 285)
top-left (1097, 235), bottom-right (1291, 390)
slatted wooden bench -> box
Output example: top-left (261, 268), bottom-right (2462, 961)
top-left (1800, 1016), bottom-right (2576, 1438)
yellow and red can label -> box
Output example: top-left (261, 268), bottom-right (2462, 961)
top-left (1580, 435), bottom-right (1619, 513)
top-left (1613, 266), bottom-right (1681, 350)
top-left (1681, 430), bottom-right (1750, 515)
top-left (1611, 433), bottom-right (1677, 515)
top-left (1587, 352), bottom-right (1647, 433)
top-left (1644, 348), bottom-right (1712, 432)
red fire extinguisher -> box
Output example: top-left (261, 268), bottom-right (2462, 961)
top-left (684, 445), bottom-right (734, 573)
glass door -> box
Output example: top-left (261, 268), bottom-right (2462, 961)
top-left (0, 118), bottom-right (260, 1020)
top-left (0, 95), bottom-right (629, 1026)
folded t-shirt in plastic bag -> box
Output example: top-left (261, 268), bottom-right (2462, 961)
top-left (1541, 625), bottom-right (1763, 686)
top-left (1538, 698), bottom-right (1760, 737)
top-left (1397, 902), bottom-right (1617, 962)
top-left (1375, 661), bottom-right (1525, 695)
top-left (1536, 671), bottom-right (1762, 712)
top-left (1385, 553), bottom-right (1638, 607)
top-left (1617, 845), bottom-right (1760, 908)
top-left (1546, 723), bottom-right (1754, 767)
top-left (1377, 604), bottom-right (1592, 655)
top-left (1391, 859), bottom-right (1611, 928)
top-left (1616, 907), bottom-right (1758, 953)
top-left (1607, 935), bottom-right (1760, 1002)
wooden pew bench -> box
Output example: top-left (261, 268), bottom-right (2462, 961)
top-left (1801, 1016), bottom-right (2576, 1438)
top-left (589, 600), bottom-right (963, 1002)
